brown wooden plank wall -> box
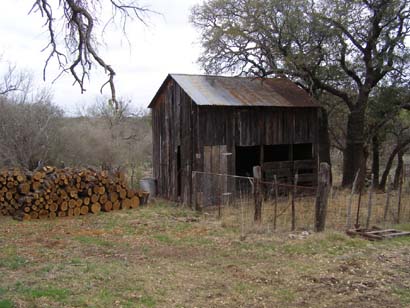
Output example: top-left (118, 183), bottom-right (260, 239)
top-left (151, 79), bottom-right (319, 204)
top-left (197, 107), bottom-right (317, 147)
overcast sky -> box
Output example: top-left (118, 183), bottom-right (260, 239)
top-left (0, 0), bottom-right (203, 114)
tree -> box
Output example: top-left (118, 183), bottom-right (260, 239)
top-left (30, 0), bottom-right (151, 109)
top-left (0, 89), bottom-right (62, 170)
top-left (366, 85), bottom-right (410, 188)
top-left (0, 62), bottom-right (27, 96)
top-left (191, 0), bottom-right (410, 186)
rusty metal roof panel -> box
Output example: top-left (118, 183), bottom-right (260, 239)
top-left (169, 74), bottom-right (319, 107)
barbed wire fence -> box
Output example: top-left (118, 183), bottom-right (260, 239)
top-left (192, 167), bottom-right (410, 236)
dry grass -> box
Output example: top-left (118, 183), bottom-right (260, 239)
top-left (1, 201), bottom-right (410, 307)
top-left (219, 187), bottom-right (410, 234)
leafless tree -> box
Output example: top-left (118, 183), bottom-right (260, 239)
top-left (29, 0), bottom-right (152, 110)
top-left (0, 63), bottom-right (27, 96)
top-left (0, 94), bottom-right (62, 170)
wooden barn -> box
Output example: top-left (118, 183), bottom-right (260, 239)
top-left (148, 74), bottom-right (321, 206)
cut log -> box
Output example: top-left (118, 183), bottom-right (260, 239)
top-left (90, 202), bottom-right (101, 214)
top-left (130, 196), bottom-right (140, 209)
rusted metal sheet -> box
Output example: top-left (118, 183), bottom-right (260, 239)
top-left (149, 74), bottom-right (320, 108)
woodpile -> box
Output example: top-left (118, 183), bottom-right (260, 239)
top-left (0, 166), bottom-right (149, 221)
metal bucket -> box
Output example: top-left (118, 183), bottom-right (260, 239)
top-left (139, 177), bottom-right (157, 197)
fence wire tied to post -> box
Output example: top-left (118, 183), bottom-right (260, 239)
top-left (192, 170), bottom-right (410, 236)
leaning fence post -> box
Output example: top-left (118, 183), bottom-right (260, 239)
top-left (291, 173), bottom-right (298, 231)
top-left (383, 176), bottom-right (391, 222)
top-left (365, 174), bottom-right (374, 229)
top-left (347, 170), bottom-right (360, 229)
top-left (273, 175), bottom-right (278, 231)
top-left (253, 166), bottom-right (262, 222)
top-left (355, 187), bottom-right (363, 228)
top-left (315, 163), bottom-right (330, 232)
top-left (192, 171), bottom-right (197, 211)
top-left (397, 168), bottom-right (404, 224)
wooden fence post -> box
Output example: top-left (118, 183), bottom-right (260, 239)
top-left (365, 174), bottom-right (374, 229)
top-left (347, 170), bottom-right (360, 229)
top-left (291, 173), bottom-right (298, 231)
top-left (383, 176), bottom-right (391, 222)
top-left (273, 174), bottom-right (278, 231)
top-left (355, 188), bottom-right (363, 228)
top-left (192, 171), bottom-right (197, 211)
top-left (315, 162), bottom-right (330, 232)
top-left (397, 168), bottom-right (404, 224)
top-left (253, 166), bottom-right (262, 222)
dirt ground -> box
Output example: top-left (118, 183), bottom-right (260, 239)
top-left (1, 202), bottom-right (410, 307)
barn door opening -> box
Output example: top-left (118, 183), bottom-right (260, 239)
top-left (177, 146), bottom-right (181, 197)
top-left (235, 145), bottom-right (260, 177)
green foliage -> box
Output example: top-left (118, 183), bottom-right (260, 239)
top-left (192, 0), bottom-right (410, 183)
top-left (192, 0), bottom-right (409, 92)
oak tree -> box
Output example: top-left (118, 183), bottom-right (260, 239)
top-left (191, 0), bottom-right (410, 186)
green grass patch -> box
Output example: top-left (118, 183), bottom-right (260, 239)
top-left (233, 282), bottom-right (254, 293)
top-left (138, 295), bottom-right (156, 307)
top-left (0, 287), bottom-right (7, 296)
top-left (13, 283), bottom-right (70, 302)
top-left (28, 288), bottom-right (70, 301)
top-left (392, 287), bottom-right (410, 305)
top-left (73, 236), bottom-right (114, 247)
top-left (153, 234), bottom-right (174, 244)
top-left (282, 232), bottom-right (367, 256)
top-left (0, 299), bottom-right (14, 308)
top-left (177, 236), bottom-right (213, 246)
top-left (0, 255), bottom-right (27, 270)
top-left (275, 288), bottom-right (296, 302)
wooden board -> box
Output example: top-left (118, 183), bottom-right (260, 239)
top-left (346, 227), bottom-right (410, 241)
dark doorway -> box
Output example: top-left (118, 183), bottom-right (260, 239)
top-left (293, 143), bottom-right (313, 160)
top-left (177, 146), bottom-right (181, 197)
top-left (263, 144), bottom-right (290, 162)
top-left (236, 146), bottom-right (260, 177)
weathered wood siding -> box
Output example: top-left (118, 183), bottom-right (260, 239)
top-left (151, 78), bottom-right (319, 205)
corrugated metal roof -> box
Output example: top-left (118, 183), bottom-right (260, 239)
top-left (149, 74), bottom-right (320, 108)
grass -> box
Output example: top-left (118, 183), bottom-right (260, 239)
top-left (73, 235), bottom-right (114, 247)
top-left (0, 255), bottom-right (27, 270)
top-left (392, 287), bottom-right (410, 305)
top-left (0, 300), bottom-right (13, 308)
top-left (0, 201), bottom-right (410, 307)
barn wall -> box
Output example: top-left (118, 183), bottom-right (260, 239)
top-left (196, 106), bottom-right (317, 146)
top-left (151, 79), bottom-right (195, 204)
top-left (194, 106), bottom-right (318, 174)
top-left (151, 79), bottom-right (319, 205)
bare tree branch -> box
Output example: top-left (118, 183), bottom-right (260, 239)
top-left (30, 0), bottom-right (152, 110)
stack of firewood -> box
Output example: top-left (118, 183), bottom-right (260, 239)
top-left (0, 166), bottom-right (148, 221)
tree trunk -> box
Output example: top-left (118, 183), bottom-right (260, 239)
top-left (342, 107), bottom-right (366, 187)
top-left (393, 150), bottom-right (404, 190)
top-left (379, 140), bottom-right (410, 191)
top-left (379, 149), bottom-right (398, 191)
top-left (371, 135), bottom-right (380, 188)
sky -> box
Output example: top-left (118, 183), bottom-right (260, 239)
top-left (0, 0), bottom-right (203, 114)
